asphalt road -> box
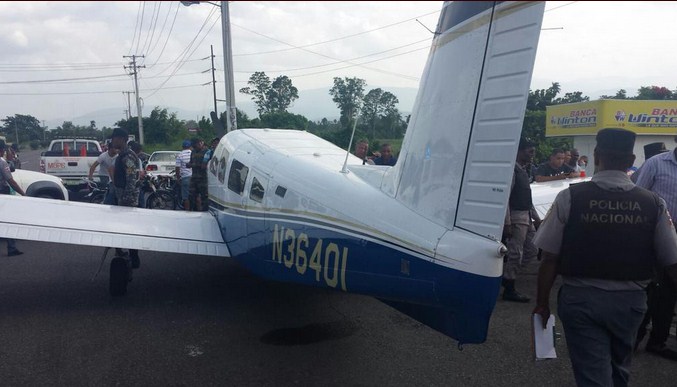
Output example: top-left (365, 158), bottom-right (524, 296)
top-left (1, 148), bottom-right (675, 386)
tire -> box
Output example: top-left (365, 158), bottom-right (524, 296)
top-left (89, 192), bottom-right (105, 204)
top-left (109, 257), bottom-right (129, 297)
top-left (147, 190), bottom-right (176, 210)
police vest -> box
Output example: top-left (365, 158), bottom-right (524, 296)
top-left (559, 182), bottom-right (658, 281)
top-left (509, 164), bottom-right (532, 211)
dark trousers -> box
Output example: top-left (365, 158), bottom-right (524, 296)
top-left (637, 270), bottom-right (677, 347)
top-left (559, 285), bottom-right (646, 387)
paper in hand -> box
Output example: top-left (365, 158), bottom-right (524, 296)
top-left (532, 313), bottom-right (557, 360)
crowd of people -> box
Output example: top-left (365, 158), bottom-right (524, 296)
top-left (504, 128), bottom-right (677, 386)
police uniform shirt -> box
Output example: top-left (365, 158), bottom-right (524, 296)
top-left (533, 170), bottom-right (677, 291)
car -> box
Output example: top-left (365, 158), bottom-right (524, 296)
top-left (145, 151), bottom-right (180, 176)
top-left (11, 168), bottom-right (69, 200)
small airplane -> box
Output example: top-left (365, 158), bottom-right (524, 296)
top-left (0, 1), bottom-right (575, 345)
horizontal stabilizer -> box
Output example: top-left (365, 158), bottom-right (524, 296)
top-left (0, 196), bottom-right (229, 257)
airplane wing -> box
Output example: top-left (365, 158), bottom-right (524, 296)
top-left (0, 195), bottom-right (228, 257)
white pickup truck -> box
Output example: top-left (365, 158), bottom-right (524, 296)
top-left (40, 138), bottom-right (103, 189)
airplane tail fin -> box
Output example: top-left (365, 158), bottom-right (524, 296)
top-left (382, 1), bottom-right (545, 240)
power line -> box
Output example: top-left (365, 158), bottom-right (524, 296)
top-left (234, 23), bottom-right (420, 81)
top-left (0, 83), bottom-right (206, 96)
top-left (128, 1), bottom-right (143, 56)
top-left (144, 7), bottom-right (219, 99)
top-left (140, 2), bottom-right (161, 55)
top-left (0, 74), bottom-right (129, 84)
top-left (146, 1), bottom-right (175, 58)
top-left (134, 1), bottom-right (147, 54)
top-left (233, 8), bottom-right (440, 57)
top-left (147, 2), bottom-right (181, 68)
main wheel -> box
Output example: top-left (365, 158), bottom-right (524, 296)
top-left (109, 257), bottom-right (130, 296)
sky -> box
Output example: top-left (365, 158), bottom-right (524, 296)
top-left (1, 1), bottom-right (677, 129)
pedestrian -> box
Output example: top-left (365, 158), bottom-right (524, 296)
top-left (111, 129), bottom-right (141, 269)
top-left (0, 139), bottom-right (26, 256)
top-left (188, 138), bottom-right (208, 211)
top-left (501, 137), bottom-right (541, 302)
top-left (175, 140), bottom-right (192, 211)
top-left (532, 128), bottom-right (677, 386)
top-left (88, 145), bottom-right (118, 205)
top-left (633, 139), bottom-right (677, 360)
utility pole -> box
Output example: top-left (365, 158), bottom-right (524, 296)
top-left (122, 91), bottom-right (133, 120)
top-left (123, 55), bottom-right (145, 145)
top-left (210, 45), bottom-right (218, 116)
top-left (41, 120), bottom-right (46, 143)
top-left (221, 1), bottom-right (237, 132)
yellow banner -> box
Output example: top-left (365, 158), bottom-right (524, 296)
top-left (546, 100), bottom-right (677, 136)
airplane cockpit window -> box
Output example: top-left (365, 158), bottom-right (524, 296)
top-left (249, 177), bottom-right (265, 203)
top-left (227, 159), bottom-right (249, 195)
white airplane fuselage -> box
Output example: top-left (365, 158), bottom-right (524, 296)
top-left (206, 129), bottom-right (507, 343)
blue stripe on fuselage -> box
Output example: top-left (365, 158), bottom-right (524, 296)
top-left (210, 202), bottom-right (501, 344)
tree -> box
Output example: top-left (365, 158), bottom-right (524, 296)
top-left (1, 114), bottom-right (42, 143)
top-left (239, 72), bottom-right (299, 115)
top-left (635, 85), bottom-right (676, 100)
top-left (599, 89), bottom-right (627, 99)
top-left (526, 82), bottom-right (560, 111)
top-left (239, 71), bottom-right (271, 115)
top-left (268, 76), bottom-right (299, 112)
top-left (115, 107), bottom-right (184, 145)
top-left (329, 77), bottom-right (366, 127)
top-left (361, 88), bottom-right (402, 138)
top-left (259, 111), bottom-right (308, 130)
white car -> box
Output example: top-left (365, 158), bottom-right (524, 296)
top-left (145, 151), bottom-right (180, 176)
top-left (12, 169), bottom-right (69, 200)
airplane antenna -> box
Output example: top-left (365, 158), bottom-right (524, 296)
top-left (416, 19), bottom-right (439, 35)
top-left (341, 111), bottom-right (360, 174)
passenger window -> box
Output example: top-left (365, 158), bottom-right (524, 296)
top-left (227, 159), bottom-right (249, 195)
top-left (249, 177), bottom-right (265, 203)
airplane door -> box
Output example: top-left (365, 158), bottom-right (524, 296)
top-left (243, 169), bottom-right (269, 255)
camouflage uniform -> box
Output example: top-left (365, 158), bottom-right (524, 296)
top-left (189, 147), bottom-right (208, 208)
top-left (114, 146), bottom-right (141, 207)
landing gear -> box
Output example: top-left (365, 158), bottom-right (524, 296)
top-left (109, 255), bottom-right (132, 297)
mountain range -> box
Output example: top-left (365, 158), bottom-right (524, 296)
top-left (43, 86), bottom-right (420, 130)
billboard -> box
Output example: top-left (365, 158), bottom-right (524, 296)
top-left (546, 100), bottom-right (677, 136)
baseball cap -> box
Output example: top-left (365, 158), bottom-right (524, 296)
top-left (182, 140), bottom-right (192, 148)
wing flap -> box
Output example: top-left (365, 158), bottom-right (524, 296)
top-left (0, 196), bottom-right (229, 257)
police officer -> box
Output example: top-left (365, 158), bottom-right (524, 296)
top-left (502, 137), bottom-right (541, 302)
top-left (532, 128), bottom-right (677, 387)
top-left (0, 140), bottom-right (26, 256)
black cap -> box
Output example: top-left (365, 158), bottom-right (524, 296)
top-left (110, 128), bottom-right (128, 139)
top-left (643, 142), bottom-right (668, 160)
top-left (0, 139), bottom-right (5, 150)
top-left (518, 137), bottom-right (536, 150)
top-left (596, 128), bottom-right (635, 154)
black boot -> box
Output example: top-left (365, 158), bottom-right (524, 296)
top-left (503, 279), bottom-right (530, 303)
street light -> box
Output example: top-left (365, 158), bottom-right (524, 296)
top-left (181, 1), bottom-right (237, 134)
